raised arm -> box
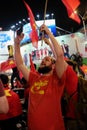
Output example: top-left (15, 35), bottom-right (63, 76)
top-left (43, 37), bottom-right (57, 59)
top-left (14, 33), bottom-right (30, 82)
top-left (40, 24), bottom-right (68, 78)
top-left (0, 79), bottom-right (9, 113)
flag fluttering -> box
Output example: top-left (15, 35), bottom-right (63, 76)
top-left (29, 54), bottom-right (36, 72)
top-left (0, 59), bottom-right (16, 71)
top-left (62, 0), bottom-right (81, 24)
top-left (23, 0), bottom-right (38, 48)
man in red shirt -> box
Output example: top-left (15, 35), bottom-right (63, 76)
top-left (0, 74), bottom-right (22, 130)
top-left (14, 24), bottom-right (78, 130)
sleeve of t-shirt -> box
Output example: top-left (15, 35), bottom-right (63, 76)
top-left (0, 80), bottom-right (5, 97)
top-left (65, 65), bottom-right (78, 95)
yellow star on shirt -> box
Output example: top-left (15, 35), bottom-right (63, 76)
top-left (5, 89), bottom-right (11, 96)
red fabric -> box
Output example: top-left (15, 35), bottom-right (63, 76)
top-left (62, 0), bottom-right (80, 11)
top-left (62, 0), bottom-right (81, 24)
top-left (69, 12), bottom-right (81, 24)
top-left (0, 87), bottom-right (22, 120)
top-left (65, 65), bottom-right (78, 118)
top-left (29, 54), bottom-right (36, 72)
top-left (1, 59), bottom-right (16, 71)
top-left (23, 0), bottom-right (38, 48)
top-left (14, 80), bottom-right (23, 88)
top-left (28, 71), bottom-right (66, 130)
top-left (29, 30), bottom-right (38, 48)
top-left (80, 65), bottom-right (87, 74)
top-left (24, 87), bottom-right (29, 99)
top-left (64, 56), bottom-right (69, 61)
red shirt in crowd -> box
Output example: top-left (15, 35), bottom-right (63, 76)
top-left (64, 65), bottom-right (78, 118)
top-left (0, 86), bottom-right (22, 120)
top-left (28, 70), bottom-right (66, 130)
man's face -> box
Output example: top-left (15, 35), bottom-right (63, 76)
top-left (38, 56), bottom-right (53, 74)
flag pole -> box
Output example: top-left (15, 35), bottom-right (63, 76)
top-left (41, 0), bottom-right (48, 46)
top-left (43, 0), bottom-right (48, 23)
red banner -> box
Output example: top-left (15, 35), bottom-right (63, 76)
top-left (62, 0), bottom-right (81, 24)
top-left (0, 59), bottom-right (16, 71)
top-left (23, 0), bottom-right (38, 48)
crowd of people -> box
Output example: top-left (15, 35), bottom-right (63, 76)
top-left (0, 74), bottom-right (23, 130)
top-left (0, 24), bottom-right (87, 130)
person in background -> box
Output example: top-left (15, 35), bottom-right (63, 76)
top-left (7, 45), bottom-right (14, 59)
top-left (11, 67), bottom-right (22, 89)
top-left (21, 77), bottom-right (29, 106)
top-left (14, 24), bottom-right (78, 130)
top-left (0, 79), bottom-right (9, 114)
top-left (0, 74), bottom-right (23, 130)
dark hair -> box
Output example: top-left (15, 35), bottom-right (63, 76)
top-left (21, 77), bottom-right (27, 84)
top-left (0, 74), bottom-right (9, 85)
top-left (12, 67), bottom-right (19, 73)
top-left (66, 60), bottom-right (85, 78)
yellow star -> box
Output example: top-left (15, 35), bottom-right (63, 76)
top-left (5, 89), bottom-right (11, 96)
top-left (9, 60), bottom-right (14, 65)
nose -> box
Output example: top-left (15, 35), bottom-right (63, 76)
top-left (41, 60), bottom-right (45, 65)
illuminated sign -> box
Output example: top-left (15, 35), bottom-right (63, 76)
top-left (20, 19), bottom-right (57, 45)
top-left (0, 31), bottom-right (14, 62)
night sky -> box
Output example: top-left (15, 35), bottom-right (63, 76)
top-left (0, 0), bottom-right (87, 32)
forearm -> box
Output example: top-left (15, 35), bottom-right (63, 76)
top-left (47, 31), bottom-right (64, 59)
top-left (14, 34), bottom-right (30, 82)
top-left (43, 37), bottom-right (57, 59)
top-left (48, 40), bottom-right (57, 59)
top-left (14, 38), bottom-right (24, 71)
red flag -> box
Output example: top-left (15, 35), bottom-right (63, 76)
top-left (29, 54), bottom-right (36, 72)
top-left (0, 59), bottom-right (16, 71)
top-left (23, 0), bottom-right (38, 48)
top-left (62, 0), bottom-right (81, 24)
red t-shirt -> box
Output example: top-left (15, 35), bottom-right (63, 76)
top-left (24, 87), bottom-right (29, 99)
top-left (64, 65), bottom-right (78, 118)
top-left (0, 87), bottom-right (22, 120)
top-left (28, 70), bottom-right (66, 130)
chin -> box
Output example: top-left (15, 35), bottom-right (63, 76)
top-left (38, 66), bottom-right (52, 74)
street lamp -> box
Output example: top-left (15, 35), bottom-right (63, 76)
top-left (51, 13), bottom-right (54, 19)
top-left (37, 14), bottom-right (40, 20)
top-left (0, 27), bottom-right (2, 31)
top-left (45, 14), bottom-right (49, 19)
top-left (18, 21), bottom-right (22, 24)
top-left (27, 18), bottom-right (30, 21)
top-left (23, 19), bottom-right (27, 23)
top-left (10, 25), bottom-right (15, 30)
